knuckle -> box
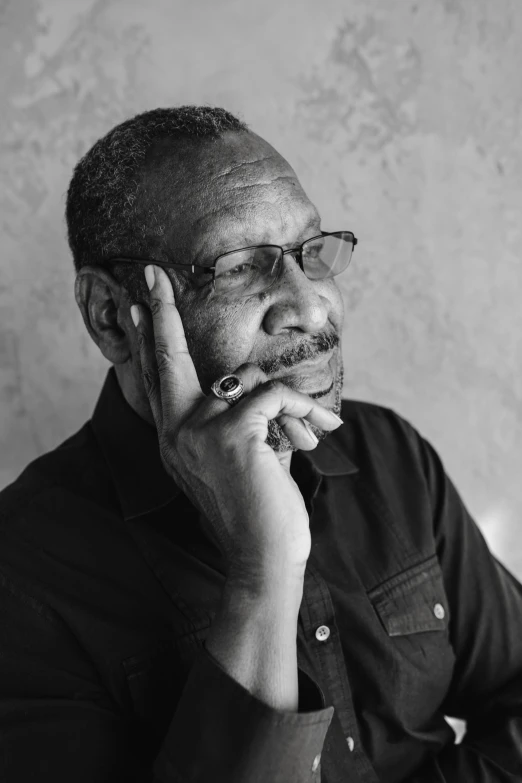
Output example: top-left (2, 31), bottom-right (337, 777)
top-left (236, 362), bottom-right (268, 380)
top-left (262, 379), bottom-right (285, 395)
top-left (158, 451), bottom-right (175, 479)
top-left (234, 362), bottom-right (258, 373)
top-left (227, 364), bottom-right (270, 393)
top-left (177, 424), bottom-right (202, 463)
top-left (158, 438), bottom-right (182, 476)
top-left (154, 342), bottom-right (173, 372)
top-left (149, 297), bottom-right (163, 318)
top-left (142, 368), bottom-right (156, 396)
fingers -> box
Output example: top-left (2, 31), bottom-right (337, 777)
top-left (135, 265), bottom-right (205, 429)
top-left (277, 414), bottom-right (323, 452)
top-left (226, 374), bottom-right (342, 451)
top-left (204, 363), bottom-right (271, 418)
top-left (131, 303), bottom-right (164, 432)
top-left (245, 379), bottom-right (342, 430)
top-left (271, 385), bottom-right (343, 451)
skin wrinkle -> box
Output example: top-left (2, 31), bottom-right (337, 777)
top-left (194, 187), bottom-right (309, 221)
top-left (217, 175), bottom-right (303, 192)
top-left (158, 146), bottom-right (319, 265)
top-left (190, 194), bottom-right (321, 267)
top-left (212, 156), bottom-right (276, 180)
top-left (193, 217), bottom-right (322, 268)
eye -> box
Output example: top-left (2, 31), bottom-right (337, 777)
top-left (193, 268), bottom-right (214, 286)
top-left (303, 237), bottom-right (325, 259)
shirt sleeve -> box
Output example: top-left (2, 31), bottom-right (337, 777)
top-left (153, 641), bottom-right (334, 782)
top-left (0, 567), bottom-right (334, 783)
top-left (0, 567), bottom-right (142, 782)
top-left (397, 420), bottom-right (522, 781)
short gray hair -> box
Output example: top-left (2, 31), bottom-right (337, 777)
top-left (66, 105), bottom-right (248, 301)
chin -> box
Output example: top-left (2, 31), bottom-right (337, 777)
top-left (266, 421), bottom-right (298, 453)
top-left (266, 365), bottom-right (344, 452)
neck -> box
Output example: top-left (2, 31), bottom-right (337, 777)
top-left (114, 363), bottom-right (155, 427)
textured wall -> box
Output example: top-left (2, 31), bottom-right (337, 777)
top-left (1, 0), bottom-right (521, 577)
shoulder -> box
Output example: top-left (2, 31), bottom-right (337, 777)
top-left (0, 425), bottom-right (165, 681)
top-left (336, 397), bottom-right (434, 483)
top-left (339, 397), bottom-right (423, 449)
top-left (0, 423), bottom-right (125, 593)
top-left (0, 422), bottom-right (117, 527)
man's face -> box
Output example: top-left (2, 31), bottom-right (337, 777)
top-left (138, 130), bottom-right (345, 451)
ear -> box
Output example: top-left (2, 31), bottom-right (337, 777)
top-left (74, 266), bottom-right (134, 365)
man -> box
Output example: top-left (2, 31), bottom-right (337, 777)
top-left (0, 105), bottom-right (520, 783)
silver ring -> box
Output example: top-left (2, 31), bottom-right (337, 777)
top-left (210, 374), bottom-right (245, 406)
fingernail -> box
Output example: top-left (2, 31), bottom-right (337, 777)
top-left (302, 419), bottom-right (319, 444)
top-left (145, 265), bottom-right (155, 291)
top-left (328, 411), bottom-right (343, 426)
top-left (130, 304), bottom-right (140, 328)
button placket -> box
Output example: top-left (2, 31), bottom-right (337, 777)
top-left (302, 561), bottom-right (380, 783)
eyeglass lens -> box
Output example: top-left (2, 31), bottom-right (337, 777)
top-left (213, 232), bottom-right (354, 297)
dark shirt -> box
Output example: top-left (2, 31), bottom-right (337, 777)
top-left (0, 366), bottom-right (521, 782)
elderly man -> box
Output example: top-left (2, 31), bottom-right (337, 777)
top-left (0, 106), bottom-right (520, 783)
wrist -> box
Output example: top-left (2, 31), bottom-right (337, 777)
top-left (225, 559), bottom-right (305, 606)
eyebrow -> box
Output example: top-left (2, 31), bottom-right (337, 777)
top-left (298, 212), bottom-right (322, 237)
top-left (225, 213), bottom-right (322, 254)
top-left (193, 210), bottom-right (322, 270)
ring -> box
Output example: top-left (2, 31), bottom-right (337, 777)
top-left (210, 374), bottom-right (245, 406)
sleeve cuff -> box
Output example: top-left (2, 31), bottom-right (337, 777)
top-left (154, 642), bottom-right (334, 783)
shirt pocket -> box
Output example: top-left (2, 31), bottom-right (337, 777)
top-left (367, 555), bottom-right (456, 724)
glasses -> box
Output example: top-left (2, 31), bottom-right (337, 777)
top-left (105, 230), bottom-right (357, 299)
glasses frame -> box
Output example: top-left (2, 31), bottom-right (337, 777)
top-left (104, 230), bottom-right (358, 293)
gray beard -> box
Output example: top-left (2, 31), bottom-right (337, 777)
top-left (265, 360), bottom-right (344, 453)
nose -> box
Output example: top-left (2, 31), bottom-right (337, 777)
top-left (262, 251), bottom-right (330, 336)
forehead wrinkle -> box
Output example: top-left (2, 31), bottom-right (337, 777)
top-left (191, 203), bottom-right (257, 236)
top-left (193, 189), bottom-right (320, 239)
top-left (220, 174), bottom-right (302, 196)
top-left (198, 199), bottom-right (293, 240)
top-left (211, 156), bottom-right (278, 181)
top-left (193, 209), bottom-right (321, 265)
top-left (190, 208), bottom-right (261, 263)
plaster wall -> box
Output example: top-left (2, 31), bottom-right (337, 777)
top-left (1, 0), bottom-right (521, 577)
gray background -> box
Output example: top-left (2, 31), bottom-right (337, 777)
top-left (1, 0), bottom-right (521, 580)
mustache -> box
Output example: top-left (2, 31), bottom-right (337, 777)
top-left (259, 332), bottom-right (339, 375)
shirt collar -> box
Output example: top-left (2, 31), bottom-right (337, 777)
top-left (90, 366), bottom-right (358, 521)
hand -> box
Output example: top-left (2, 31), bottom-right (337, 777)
top-left (131, 265), bottom-right (342, 586)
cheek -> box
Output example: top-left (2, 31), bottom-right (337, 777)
top-left (329, 278), bottom-right (344, 309)
top-left (325, 280), bottom-right (345, 329)
top-left (181, 300), bottom-right (262, 387)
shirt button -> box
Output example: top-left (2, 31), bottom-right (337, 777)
top-left (315, 625), bottom-right (331, 641)
top-left (346, 736), bottom-right (355, 752)
top-left (434, 603), bottom-right (445, 620)
top-left (312, 753), bottom-right (321, 771)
